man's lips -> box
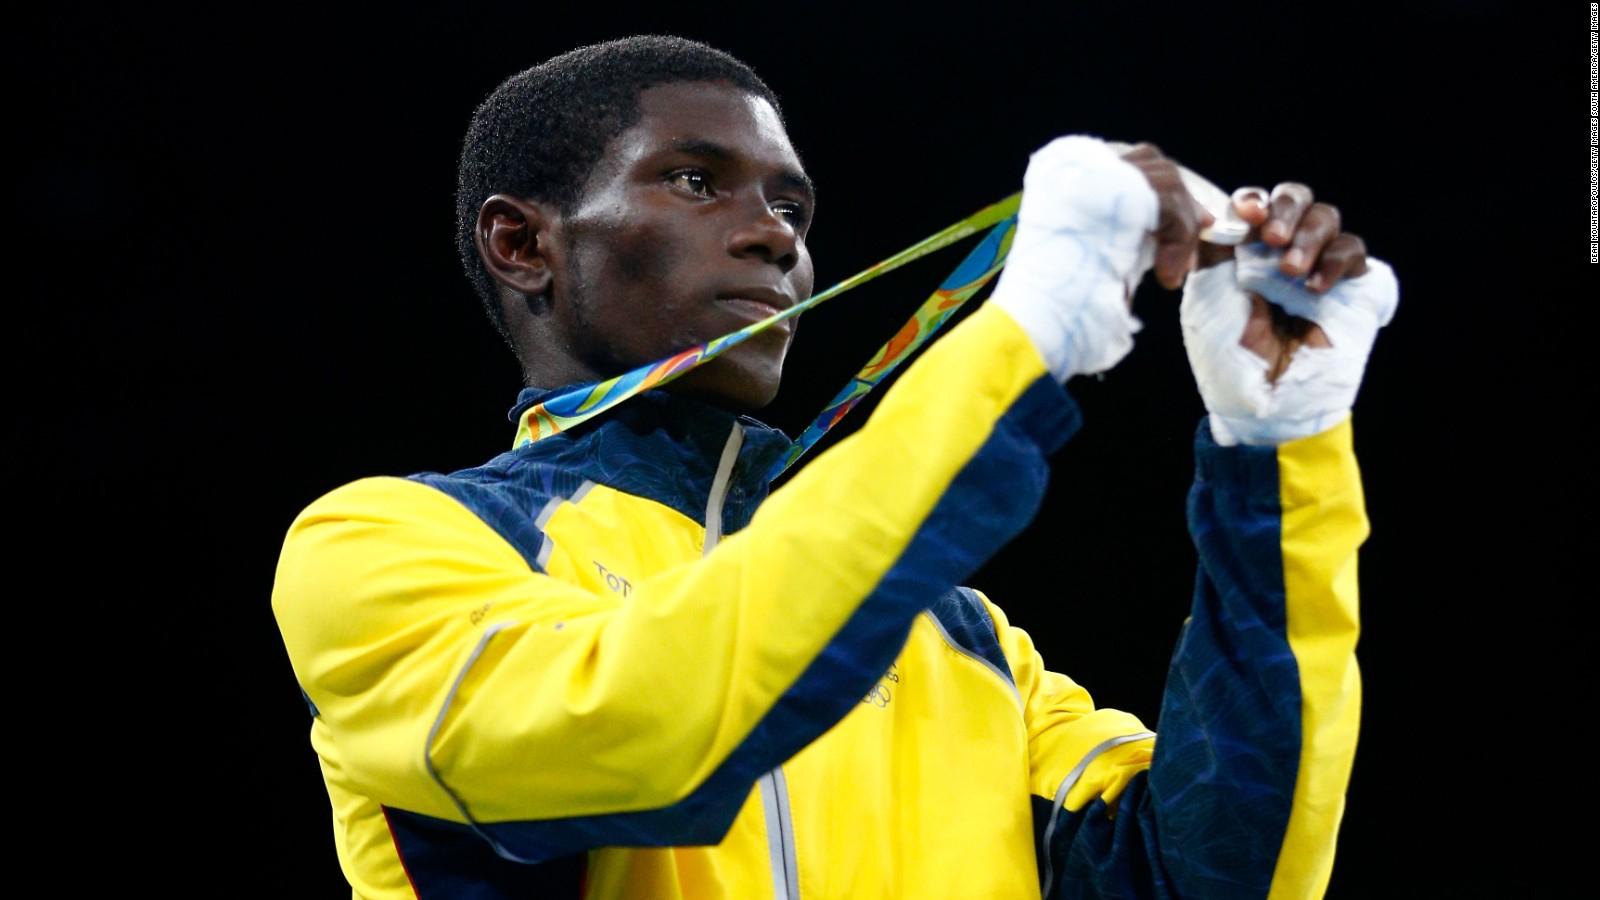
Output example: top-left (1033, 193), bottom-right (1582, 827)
top-left (716, 289), bottom-right (795, 323)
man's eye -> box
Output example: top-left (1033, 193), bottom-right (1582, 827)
top-left (669, 171), bottom-right (712, 196)
top-left (772, 203), bottom-right (805, 227)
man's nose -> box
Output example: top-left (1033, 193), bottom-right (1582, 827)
top-left (727, 200), bottom-right (801, 272)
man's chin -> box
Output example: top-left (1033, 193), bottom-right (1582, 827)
top-left (664, 355), bottom-right (783, 415)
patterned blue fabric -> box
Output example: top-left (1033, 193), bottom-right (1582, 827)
top-left (411, 389), bottom-right (794, 570)
top-left (1037, 420), bottom-right (1299, 899)
top-left (927, 589), bottom-right (1016, 686)
top-left (386, 808), bottom-right (585, 899)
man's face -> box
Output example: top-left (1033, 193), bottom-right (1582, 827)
top-left (550, 80), bottom-right (815, 413)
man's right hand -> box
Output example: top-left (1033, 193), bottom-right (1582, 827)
top-left (1112, 141), bottom-right (1218, 292)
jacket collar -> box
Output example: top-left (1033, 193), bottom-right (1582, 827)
top-left (507, 386), bottom-right (795, 532)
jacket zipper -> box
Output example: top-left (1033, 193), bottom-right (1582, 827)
top-left (702, 421), bottom-right (743, 552)
top-left (703, 423), bottom-right (800, 899)
top-left (758, 766), bottom-right (800, 899)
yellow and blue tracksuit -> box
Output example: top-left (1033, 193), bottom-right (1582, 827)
top-left (272, 302), bottom-right (1366, 899)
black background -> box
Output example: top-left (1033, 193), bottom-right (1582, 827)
top-left (15, 1), bottom-right (1584, 896)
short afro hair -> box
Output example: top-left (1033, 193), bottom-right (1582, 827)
top-left (455, 35), bottom-right (784, 341)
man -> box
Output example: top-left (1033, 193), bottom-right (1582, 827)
top-left (272, 34), bottom-right (1397, 899)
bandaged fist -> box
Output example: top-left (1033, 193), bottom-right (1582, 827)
top-left (990, 136), bottom-right (1158, 382)
top-left (1182, 225), bottom-right (1399, 446)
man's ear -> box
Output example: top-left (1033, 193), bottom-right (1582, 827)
top-left (475, 194), bottom-right (557, 299)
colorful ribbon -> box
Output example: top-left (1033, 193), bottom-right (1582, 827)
top-left (512, 192), bottom-right (1023, 460)
top-left (768, 215), bottom-right (1016, 478)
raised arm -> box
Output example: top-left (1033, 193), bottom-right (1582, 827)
top-left (1022, 165), bottom-right (1398, 898)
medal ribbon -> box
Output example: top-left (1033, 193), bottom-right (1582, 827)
top-left (512, 192), bottom-right (1023, 474)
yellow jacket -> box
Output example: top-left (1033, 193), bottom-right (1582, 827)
top-left (272, 303), bottom-right (1366, 898)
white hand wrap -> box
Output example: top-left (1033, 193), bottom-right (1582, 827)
top-left (1180, 242), bottom-right (1400, 446)
top-left (991, 136), bottom-right (1158, 381)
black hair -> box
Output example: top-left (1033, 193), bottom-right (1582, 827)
top-left (455, 35), bottom-right (784, 342)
